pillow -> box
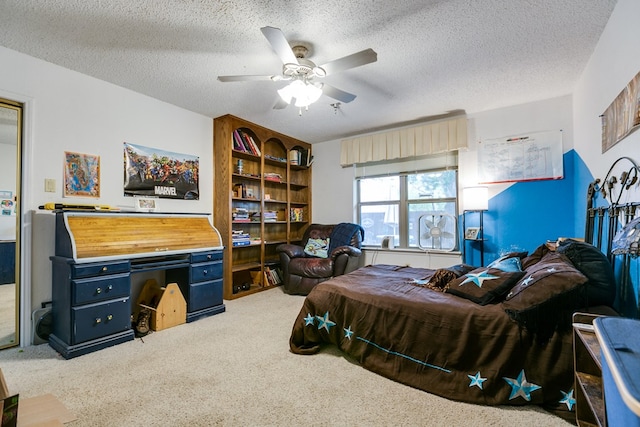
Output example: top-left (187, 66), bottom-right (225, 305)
top-left (445, 267), bottom-right (525, 305)
top-left (520, 244), bottom-right (550, 270)
top-left (502, 251), bottom-right (589, 342)
top-left (487, 256), bottom-right (523, 272)
top-left (445, 263), bottom-right (476, 277)
top-left (304, 238), bottom-right (330, 258)
top-left (555, 239), bottom-right (616, 306)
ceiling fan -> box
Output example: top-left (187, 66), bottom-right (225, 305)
top-left (217, 26), bottom-right (377, 111)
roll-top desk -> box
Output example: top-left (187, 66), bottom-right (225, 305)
top-left (49, 211), bottom-right (225, 359)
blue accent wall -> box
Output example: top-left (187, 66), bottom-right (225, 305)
top-left (464, 149), bottom-right (593, 266)
top-left (462, 150), bottom-right (640, 317)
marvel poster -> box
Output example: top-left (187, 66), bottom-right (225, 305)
top-left (124, 142), bottom-right (199, 200)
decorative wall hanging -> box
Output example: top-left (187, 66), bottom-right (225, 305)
top-left (601, 70), bottom-right (640, 153)
top-left (477, 130), bottom-right (563, 184)
top-left (64, 151), bottom-right (100, 198)
top-left (123, 142), bottom-right (199, 200)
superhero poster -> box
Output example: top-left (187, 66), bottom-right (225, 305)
top-left (123, 142), bottom-right (199, 200)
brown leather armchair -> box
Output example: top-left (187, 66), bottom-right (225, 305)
top-left (276, 223), bottom-right (364, 295)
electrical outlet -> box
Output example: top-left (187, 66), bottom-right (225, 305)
top-left (44, 179), bottom-right (56, 193)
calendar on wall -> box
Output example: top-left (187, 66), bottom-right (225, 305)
top-left (477, 130), bottom-right (563, 184)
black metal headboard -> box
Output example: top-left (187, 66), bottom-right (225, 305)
top-left (585, 156), bottom-right (640, 259)
top-left (585, 156), bottom-right (640, 317)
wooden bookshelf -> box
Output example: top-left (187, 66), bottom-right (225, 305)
top-left (213, 115), bottom-right (312, 299)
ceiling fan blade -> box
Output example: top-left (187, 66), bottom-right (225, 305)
top-left (322, 84), bottom-right (357, 103)
top-left (273, 97), bottom-right (289, 110)
top-left (217, 75), bottom-right (275, 82)
top-left (319, 48), bottom-right (377, 75)
top-left (260, 26), bottom-right (299, 65)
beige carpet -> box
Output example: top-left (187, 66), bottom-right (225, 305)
top-left (0, 288), bottom-right (572, 426)
top-left (0, 283), bottom-right (16, 347)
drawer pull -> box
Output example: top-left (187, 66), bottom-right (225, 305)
top-left (106, 314), bottom-right (113, 321)
top-left (96, 287), bottom-right (102, 294)
top-left (203, 270), bottom-right (208, 275)
top-left (107, 285), bottom-right (113, 291)
top-left (95, 317), bottom-right (102, 324)
top-left (207, 254), bottom-right (212, 260)
top-left (101, 266), bottom-right (108, 272)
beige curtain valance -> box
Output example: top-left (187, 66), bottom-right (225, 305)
top-left (340, 116), bottom-right (468, 166)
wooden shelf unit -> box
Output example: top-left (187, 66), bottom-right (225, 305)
top-left (573, 312), bottom-right (606, 427)
top-left (213, 114), bottom-right (312, 299)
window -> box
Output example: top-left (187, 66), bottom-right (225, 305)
top-left (357, 168), bottom-right (458, 250)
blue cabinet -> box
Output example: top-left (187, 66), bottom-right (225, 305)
top-left (0, 241), bottom-right (15, 285)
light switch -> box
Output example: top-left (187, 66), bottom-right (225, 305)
top-left (44, 178), bottom-right (56, 193)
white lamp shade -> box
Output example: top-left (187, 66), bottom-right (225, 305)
top-left (463, 186), bottom-right (488, 211)
top-left (277, 80), bottom-right (323, 107)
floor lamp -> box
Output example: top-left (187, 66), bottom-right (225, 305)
top-left (463, 186), bottom-right (488, 266)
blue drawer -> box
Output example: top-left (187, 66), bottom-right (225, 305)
top-left (191, 250), bottom-right (223, 264)
top-left (188, 279), bottom-right (223, 312)
top-left (71, 260), bottom-right (130, 279)
top-left (72, 273), bottom-right (130, 305)
top-left (72, 297), bottom-right (131, 344)
top-left (191, 261), bottom-right (222, 283)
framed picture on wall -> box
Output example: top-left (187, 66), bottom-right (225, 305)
top-left (64, 151), bottom-right (100, 198)
top-left (134, 197), bottom-right (158, 212)
top-left (465, 227), bottom-right (480, 240)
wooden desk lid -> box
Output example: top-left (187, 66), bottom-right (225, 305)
top-left (56, 212), bottom-right (223, 262)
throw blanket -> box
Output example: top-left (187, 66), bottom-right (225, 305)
top-left (327, 223), bottom-right (364, 255)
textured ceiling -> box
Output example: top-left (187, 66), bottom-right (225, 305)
top-left (0, 0), bottom-right (617, 143)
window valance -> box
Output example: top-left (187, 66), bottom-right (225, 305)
top-left (340, 116), bottom-right (467, 166)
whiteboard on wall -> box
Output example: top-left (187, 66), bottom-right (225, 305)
top-left (477, 130), bottom-right (563, 184)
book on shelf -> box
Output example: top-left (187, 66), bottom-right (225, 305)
top-left (263, 210), bottom-right (278, 222)
top-left (289, 147), bottom-right (313, 167)
top-left (232, 129), bottom-right (261, 156)
top-left (290, 207), bottom-right (304, 222)
top-left (233, 183), bottom-right (247, 198)
top-left (264, 266), bottom-right (283, 286)
top-left (263, 172), bottom-right (283, 182)
top-left (232, 207), bottom-right (250, 221)
top-left (264, 154), bottom-right (287, 163)
top-left (232, 229), bottom-right (252, 246)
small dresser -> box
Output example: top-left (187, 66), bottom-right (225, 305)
top-left (49, 211), bottom-right (225, 359)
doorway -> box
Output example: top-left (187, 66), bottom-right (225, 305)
top-left (0, 98), bottom-right (22, 348)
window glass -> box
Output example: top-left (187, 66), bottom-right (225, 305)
top-left (359, 176), bottom-right (399, 202)
top-left (407, 170), bottom-right (457, 199)
top-left (360, 204), bottom-right (399, 246)
top-left (357, 169), bottom-right (457, 250)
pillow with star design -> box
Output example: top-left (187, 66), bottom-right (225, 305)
top-left (445, 267), bottom-right (525, 305)
top-left (502, 251), bottom-right (589, 342)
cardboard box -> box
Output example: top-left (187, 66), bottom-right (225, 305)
top-left (0, 369), bottom-right (76, 426)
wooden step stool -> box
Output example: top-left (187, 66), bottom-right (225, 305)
top-left (136, 279), bottom-right (186, 331)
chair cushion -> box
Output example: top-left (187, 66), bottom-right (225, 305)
top-left (290, 257), bottom-right (334, 278)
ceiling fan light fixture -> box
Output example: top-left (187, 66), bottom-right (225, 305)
top-left (277, 79), bottom-right (323, 108)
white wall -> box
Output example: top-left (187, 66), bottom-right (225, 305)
top-left (461, 94), bottom-right (574, 194)
top-left (573, 0), bottom-right (640, 183)
top-left (0, 46), bottom-right (214, 345)
top-left (312, 95), bottom-right (573, 268)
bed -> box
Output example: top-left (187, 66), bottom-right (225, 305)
top-left (289, 159), bottom-right (634, 418)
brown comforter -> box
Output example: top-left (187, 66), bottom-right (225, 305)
top-left (290, 264), bottom-right (576, 413)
